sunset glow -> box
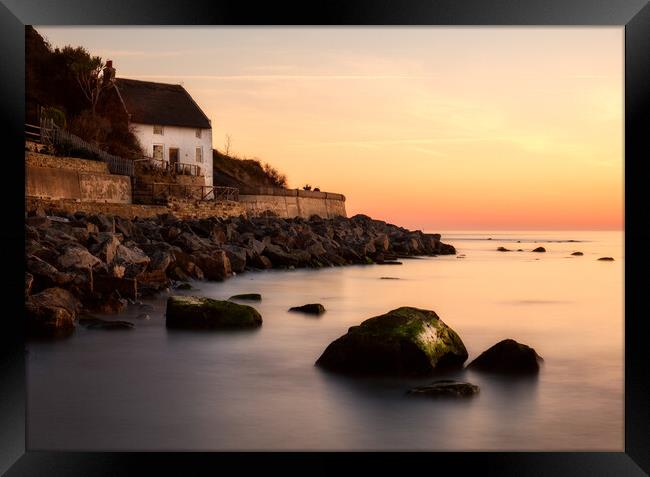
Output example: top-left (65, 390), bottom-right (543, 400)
top-left (37, 27), bottom-right (623, 230)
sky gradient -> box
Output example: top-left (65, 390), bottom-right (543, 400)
top-left (36, 27), bottom-right (623, 230)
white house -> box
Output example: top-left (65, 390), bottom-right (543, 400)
top-left (113, 76), bottom-right (214, 188)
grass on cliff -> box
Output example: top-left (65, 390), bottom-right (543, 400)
top-left (212, 149), bottom-right (288, 191)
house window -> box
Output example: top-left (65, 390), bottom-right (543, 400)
top-left (195, 146), bottom-right (203, 163)
top-left (153, 125), bottom-right (164, 135)
top-left (195, 129), bottom-right (202, 138)
top-left (153, 144), bottom-right (164, 160)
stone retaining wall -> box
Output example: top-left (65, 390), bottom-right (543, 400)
top-left (26, 151), bottom-right (109, 174)
top-left (239, 190), bottom-right (346, 219)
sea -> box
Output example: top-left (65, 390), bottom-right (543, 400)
top-left (27, 230), bottom-right (624, 451)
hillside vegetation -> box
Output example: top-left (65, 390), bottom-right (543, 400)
top-left (212, 149), bottom-right (288, 191)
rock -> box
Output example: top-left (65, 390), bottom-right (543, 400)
top-left (79, 316), bottom-right (135, 330)
top-left (289, 303), bottom-right (326, 315)
top-left (229, 293), bottom-right (262, 301)
top-left (497, 246), bottom-right (511, 252)
top-left (25, 287), bottom-right (81, 337)
top-left (315, 307), bottom-right (468, 376)
top-left (251, 254), bottom-right (273, 269)
top-left (136, 313), bottom-right (151, 320)
top-left (175, 282), bottom-right (193, 290)
top-left (376, 261), bottom-right (402, 265)
top-left (598, 257), bottom-right (615, 261)
top-left (407, 380), bottom-right (480, 398)
top-left (166, 295), bottom-right (262, 329)
top-left (532, 247), bottom-right (546, 253)
top-left (88, 233), bottom-right (121, 264)
top-left (88, 213), bottom-right (115, 233)
top-left (57, 244), bottom-right (102, 270)
top-left (27, 255), bottom-right (75, 290)
top-left (93, 275), bottom-right (138, 300)
top-left (571, 251), bottom-right (584, 256)
top-left (25, 272), bottom-right (34, 297)
top-left (222, 245), bottom-right (247, 273)
top-left (194, 250), bottom-right (231, 280)
top-left (380, 277), bottom-right (400, 280)
top-left (468, 339), bottom-right (543, 374)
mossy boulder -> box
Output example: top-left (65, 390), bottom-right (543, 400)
top-left (289, 303), bottom-right (326, 315)
top-left (229, 293), bottom-right (262, 301)
top-left (166, 295), bottom-right (262, 329)
top-left (468, 339), bottom-right (543, 374)
top-left (407, 380), bottom-right (480, 398)
top-left (315, 307), bottom-right (468, 376)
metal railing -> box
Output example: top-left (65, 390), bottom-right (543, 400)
top-left (135, 182), bottom-right (239, 203)
top-left (27, 118), bottom-right (134, 177)
top-left (135, 156), bottom-right (202, 177)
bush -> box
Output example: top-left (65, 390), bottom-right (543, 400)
top-left (262, 163), bottom-right (288, 188)
top-left (69, 110), bottom-right (110, 146)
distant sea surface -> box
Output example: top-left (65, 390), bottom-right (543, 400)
top-left (27, 230), bottom-right (623, 450)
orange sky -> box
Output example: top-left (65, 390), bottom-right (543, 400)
top-left (37, 27), bottom-right (623, 230)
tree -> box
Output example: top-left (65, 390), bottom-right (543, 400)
top-left (65, 46), bottom-right (111, 118)
top-left (224, 134), bottom-right (232, 156)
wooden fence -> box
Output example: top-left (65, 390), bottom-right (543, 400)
top-left (27, 118), bottom-right (134, 177)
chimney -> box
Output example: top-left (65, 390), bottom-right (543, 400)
top-left (102, 60), bottom-right (116, 86)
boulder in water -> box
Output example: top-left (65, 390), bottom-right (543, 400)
top-left (289, 303), bottom-right (326, 315)
top-left (468, 339), bottom-right (543, 374)
top-left (315, 307), bottom-right (468, 376)
top-left (166, 295), bottom-right (262, 329)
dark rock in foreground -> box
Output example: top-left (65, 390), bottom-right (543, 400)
top-left (79, 316), bottom-right (135, 330)
top-left (25, 287), bottom-right (81, 337)
top-left (497, 247), bottom-right (511, 252)
top-left (289, 303), bottom-right (326, 315)
top-left (571, 251), bottom-right (584, 256)
top-left (598, 257), bottom-right (615, 261)
top-left (229, 293), bottom-right (262, 301)
top-left (166, 295), bottom-right (262, 329)
top-left (468, 339), bottom-right (543, 374)
top-left (407, 380), bottom-right (480, 398)
top-left (532, 247), bottom-right (546, 253)
top-left (315, 307), bottom-right (468, 376)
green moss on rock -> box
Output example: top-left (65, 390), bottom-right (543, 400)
top-left (166, 295), bottom-right (262, 329)
top-left (315, 306), bottom-right (468, 376)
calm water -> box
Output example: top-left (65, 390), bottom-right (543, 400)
top-left (27, 230), bottom-right (624, 451)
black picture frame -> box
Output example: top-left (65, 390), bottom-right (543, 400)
top-left (1, 0), bottom-right (648, 475)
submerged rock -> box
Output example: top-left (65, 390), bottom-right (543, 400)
top-left (497, 247), bottom-right (511, 252)
top-left (315, 307), bottom-right (468, 376)
top-left (289, 303), bottom-right (326, 315)
top-left (380, 277), bottom-right (400, 280)
top-left (229, 293), bottom-right (262, 301)
top-left (468, 339), bottom-right (543, 374)
top-left (79, 316), bottom-right (135, 330)
top-left (166, 295), bottom-right (262, 329)
top-left (598, 257), bottom-right (615, 261)
top-left (407, 380), bottom-right (480, 398)
top-left (571, 251), bottom-right (584, 256)
top-left (532, 247), bottom-right (546, 253)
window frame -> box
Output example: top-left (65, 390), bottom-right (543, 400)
top-left (153, 125), bottom-right (164, 135)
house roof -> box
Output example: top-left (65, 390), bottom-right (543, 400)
top-left (114, 78), bottom-right (211, 129)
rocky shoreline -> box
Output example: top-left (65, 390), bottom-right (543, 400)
top-left (25, 209), bottom-right (455, 337)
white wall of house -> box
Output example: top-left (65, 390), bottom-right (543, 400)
top-left (132, 122), bottom-right (213, 187)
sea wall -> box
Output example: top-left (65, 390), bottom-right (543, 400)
top-left (239, 189), bottom-right (346, 219)
top-left (25, 152), bottom-right (132, 204)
